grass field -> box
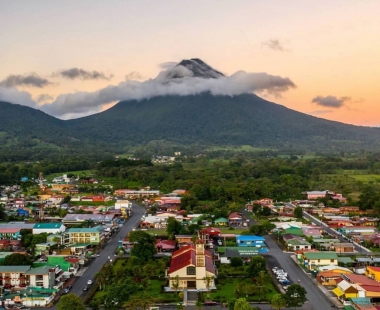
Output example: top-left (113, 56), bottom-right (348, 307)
top-left (210, 278), bottom-right (277, 302)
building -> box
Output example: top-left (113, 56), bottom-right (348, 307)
top-left (286, 239), bottom-right (311, 251)
top-left (366, 266), bottom-right (380, 281)
top-left (167, 242), bottom-right (216, 291)
top-left (66, 226), bottom-right (104, 245)
top-left (236, 235), bottom-right (265, 248)
top-left (0, 266), bottom-right (30, 288)
top-left (62, 214), bottom-right (115, 226)
top-left (25, 265), bottom-right (58, 288)
top-left (304, 190), bottom-right (329, 200)
top-left (228, 212), bottom-right (243, 226)
top-left (33, 223), bottom-right (66, 235)
top-left (302, 252), bottom-right (339, 270)
top-left (333, 243), bottom-right (355, 253)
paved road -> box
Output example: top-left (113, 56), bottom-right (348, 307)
top-left (285, 202), bottom-right (371, 254)
top-left (264, 236), bottom-right (336, 310)
top-left (37, 202), bottom-right (146, 309)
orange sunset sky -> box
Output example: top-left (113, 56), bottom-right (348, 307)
top-left (1, 1), bottom-right (380, 125)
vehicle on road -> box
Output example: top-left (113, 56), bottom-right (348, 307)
top-left (279, 279), bottom-right (290, 285)
top-left (83, 286), bottom-right (88, 291)
top-left (204, 301), bottom-right (217, 306)
top-left (87, 279), bottom-right (93, 285)
top-left (62, 285), bottom-right (72, 294)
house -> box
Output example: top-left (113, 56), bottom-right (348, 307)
top-left (228, 212), bottom-right (243, 226)
top-left (302, 252), bottom-right (339, 270)
top-left (302, 227), bottom-right (323, 239)
top-left (304, 190), bottom-right (329, 200)
top-left (35, 242), bottom-right (56, 254)
top-left (25, 265), bottom-right (58, 288)
top-left (332, 243), bottom-right (355, 253)
top-left (213, 217), bottom-right (228, 226)
top-left (200, 227), bottom-right (221, 240)
top-left (0, 265), bottom-right (30, 288)
top-left (317, 271), bottom-right (346, 286)
top-left (156, 239), bottom-right (176, 252)
top-left (236, 235), bottom-right (265, 248)
top-left (366, 266), bottom-right (380, 281)
top-left (175, 235), bottom-right (194, 247)
top-left (286, 239), bottom-right (311, 251)
top-left (16, 208), bottom-right (29, 217)
top-left (66, 226), bottom-right (104, 245)
top-left (0, 222), bottom-right (35, 240)
top-left (33, 223), bottom-right (66, 235)
top-left (167, 242), bottom-right (216, 291)
top-left (0, 239), bottom-right (10, 250)
top-left (340, 226), bottom-right (378, 236)
top-left (332, 279), bottom-right (363, 300)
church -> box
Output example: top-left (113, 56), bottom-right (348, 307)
top-left (167, 240), bottom-right (216, 291)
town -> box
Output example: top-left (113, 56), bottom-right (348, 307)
top-left (0, 170), bottom-right (380, 310)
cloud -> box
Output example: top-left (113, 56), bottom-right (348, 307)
top-left (56, 68), bottom-right (112, 80)
top-left (125, 71), bottom-right (143, 81)
top-left (159, 62), bottom-right (177, 69)
top-left (312, 95), bottom-right (350, 108)
top-left (0, 74), bottom-right (52, 88)
top-left (36, 94), bottom-right (54, 103)
top-left (0, 86), bottom-right (38, 108)
top-left (1, 64), bottom-right (296, 119)
top-left (262, 39), bottom-right (285, 51)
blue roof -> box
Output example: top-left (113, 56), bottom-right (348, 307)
top-left (236, 235), bottom-right (265, 241)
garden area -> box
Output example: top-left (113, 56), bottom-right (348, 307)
top-left (209, 256), bottom-right (278, 303)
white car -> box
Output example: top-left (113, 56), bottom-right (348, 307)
top-left (87, 280), bottom-right (93, 285)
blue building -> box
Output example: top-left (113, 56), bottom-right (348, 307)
top-left (236, 235), bottom-right (266, 248)
top-left (17, 208), bottom-right (29, 217)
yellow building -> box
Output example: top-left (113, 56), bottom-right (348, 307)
top-left (302, 252), bottom-right (338, 270)
top-left (366, 266), bottom-right (380, 281)
top-left (168, 242), bottom-right (216, 291)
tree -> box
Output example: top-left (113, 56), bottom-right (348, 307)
top-left (271, 294), bottom-right (286, 310)
top-left (57, 293), bottom-right (86, 310)
top-left (233, 298), bottom-right (251, 310)
top-left (124, 293), bottom-right (157, 310)
top-left (230, 257), bottom-right (243, 269)
top-left (293, 206), bottom-right (303, 219)
top-left (284, 284), bottom-right (307, 308)
top-left (166, 217), bottom-right (182, 237)
top-left (104, 281), bottom-right (137, 310)
top-left (1, 253), bottom-right (32, 266)
top-left (129, 231), bottom-right (157, 262)
top-left (246, 256), bottom-right (266, 277)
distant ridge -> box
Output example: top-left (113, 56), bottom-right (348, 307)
top-left (2, 58), bottom-right (380, 158)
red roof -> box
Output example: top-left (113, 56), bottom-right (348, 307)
top-left (344, 274), bottom-right (380, 286)
top-left (368, 266), bottom-right (380, 272)
top-left (156, 239), bottom-right (176, 250)
top-left (168, 245), bottom-right (215, 274)
top-left (228, 212), bottom-right (242, 220)
top-left (0, 228), bottom-right (21, 233)
top-left (201, 227), bottom-right (221, 236)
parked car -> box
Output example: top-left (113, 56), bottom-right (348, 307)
top-left (204, 301), bottom-right (218, 306)
top-left (83, 286), bottom-right (88, 291)
top-left (279, 279), bottom-right (290, 285)
top-left (87, 279), bottom-right (93, 285)
top-left (63, 285), bottom-right (72, 294)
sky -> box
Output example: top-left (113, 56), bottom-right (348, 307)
top-left (1, 0), bottom-right (380, 125)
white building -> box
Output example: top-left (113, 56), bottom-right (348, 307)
top-left (33, 223), bottom-right (66, 235)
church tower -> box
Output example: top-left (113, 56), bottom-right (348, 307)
top-left (196, 241), bottom-right (205, 267)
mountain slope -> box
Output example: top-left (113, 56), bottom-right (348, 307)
top-left (68, 93), bottom-right (380, 151)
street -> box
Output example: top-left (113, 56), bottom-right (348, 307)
top-left (35, 202), bottom-right (146, 310)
